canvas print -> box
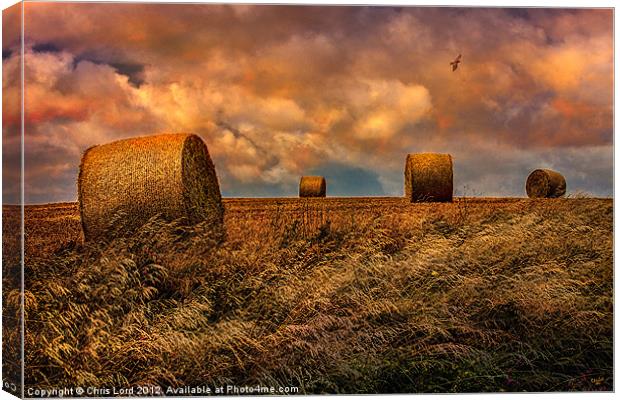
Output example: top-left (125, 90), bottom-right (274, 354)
top-left (1, 2), bottom-right (614, 397)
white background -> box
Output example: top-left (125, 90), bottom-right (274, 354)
top-left (0, 1), bottom-right (616, 399)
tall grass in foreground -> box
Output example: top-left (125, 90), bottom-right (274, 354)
top-left (18, 199), bottom-right (613, 393)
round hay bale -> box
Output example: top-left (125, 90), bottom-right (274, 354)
top-left (299, 176), bottom-right (326, 197)
top-left (404, 153), bottom-right (453, 202)
top-left (78, 133), bottom-right (224, 240)
top-left (526, 169), bottom-right (566, 198)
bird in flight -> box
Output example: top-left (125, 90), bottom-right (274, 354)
top-left (450, 54), bottom-right (462, 71)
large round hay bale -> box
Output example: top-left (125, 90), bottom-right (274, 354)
top-left (404, 153), bottom-right (453, 202)
top-left (78, 133), bottom-right (224, 240)
top-left (526, 169), bottom-right (566, 198)
top-left (299, 176), bottom-right (326, 197)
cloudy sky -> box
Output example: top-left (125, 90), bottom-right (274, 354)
top-left (2, 4), bottom-right (613, 203)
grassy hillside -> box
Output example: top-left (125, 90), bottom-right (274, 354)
top-left (4, 197), bottom-right (613, 393)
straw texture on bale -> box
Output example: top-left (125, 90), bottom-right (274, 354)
top-left (404, 153), bottom-right (453, 202)
top-left (78, 133), bottom-right (224, 240)
top-left (299, 176), bottom-right (326, 197)
top-left (526, 169), bottom-right (566, 198)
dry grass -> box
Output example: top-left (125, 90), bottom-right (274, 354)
top-left (2, 205), bottom-right (23, 396)
top-left (78, 133), bottom-right (223, 240)
top-left (404, 154), bottom-right (453, 202)
top-left (4, 197), bottom-right (613, 393)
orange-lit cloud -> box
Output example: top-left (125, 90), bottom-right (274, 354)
top-left (2, 4), bottom-right (612, 202)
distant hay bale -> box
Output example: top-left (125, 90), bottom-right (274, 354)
top-left (78, 133), bottom-right (224, 240)
top-left (404, 153), bottom-right (453, 202)
top-left (299, 176), bottom-right (326, 197)
top-left (526, 169), bottom-right (566, 198)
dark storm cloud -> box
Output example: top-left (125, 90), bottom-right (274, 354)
top-left (24, 142), bottom-right (77, 204)
top-left (220, 181), bottom-right (294, 198)
top-left (309, 162), bottom-right (385, 197)
top-left (32, 42), bottom-right (61, 53)
top-left (109, 63), bottom-right (146, 87)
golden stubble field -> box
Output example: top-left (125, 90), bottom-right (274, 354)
top-left (2, 197), bottom-right (614, 393)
